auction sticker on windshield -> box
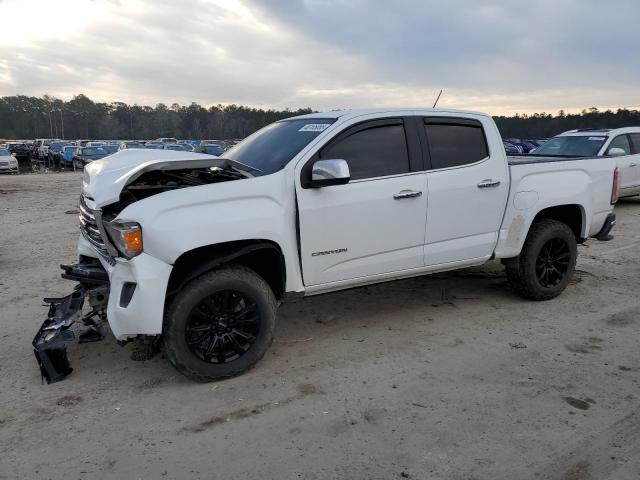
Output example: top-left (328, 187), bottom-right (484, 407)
top-left (588, 137), bottom-right (606, 141)
top-left (299, 124), bottom-right (331, 132)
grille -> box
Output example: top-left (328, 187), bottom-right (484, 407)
top-left (79, 195), bottom-right (114, 264)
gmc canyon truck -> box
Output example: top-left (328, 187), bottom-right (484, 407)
top-left (33, 108), bottom-right (619, 383)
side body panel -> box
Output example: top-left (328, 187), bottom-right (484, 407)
top-left (494, 157), bottom-right (616, 259)
top-left (114, 169), bottom-right (304, 294)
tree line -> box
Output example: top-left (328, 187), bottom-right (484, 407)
top-left (494, 107), bottom-right (640, 139)
top-left (0, 94), bottom-right (313, 140)
top-left (1, 94), bottom-right (639, 140)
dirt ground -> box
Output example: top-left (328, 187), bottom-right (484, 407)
top-left (1, 171), bottom-right (639, 480)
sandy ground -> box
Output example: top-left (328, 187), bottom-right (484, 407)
top-left (1, 171), bottom-right (639, 480)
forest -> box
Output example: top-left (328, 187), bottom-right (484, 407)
top-left (1, 94), bottom-right (639, 140)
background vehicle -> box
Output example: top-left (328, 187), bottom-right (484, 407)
top-left (47, 142), bottom-right (66, 169)
top-left (534, 127), bottom-right (640, 197)
top-left (154, 137), bottom-right (178, 144)
top-left (195, 143), bottom-right (224, 156)
top-left (161, 143), bottom-right (193, 151)
top-left (503, 141), bottom-right (521, 154)
top-left (505, 138), bottom-right (537, 153)
top-left (34, 138), bottom-right (60, 159)
top-left (7, 142), bottom-right (31, 172)
top-left (118, 141), bottom-right (146, 150)
top-left (61, 145), bottom-right (76, 168)
top-left (34, 109), bottom-right (618, 384)
top-left (102, 145), bottom-right (118, 155)
top-left (71, 146), bottom-right (109, 168)
top-left (0, 148), bottom-right (19, 173)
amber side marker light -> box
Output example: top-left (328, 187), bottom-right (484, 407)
top-left (105, 222), bottom-right (143, 259)
top-left (121, 228), bottom-right (143, 256)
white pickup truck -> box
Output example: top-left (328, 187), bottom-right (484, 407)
top-left (32, 108), bottom-right (619, 383)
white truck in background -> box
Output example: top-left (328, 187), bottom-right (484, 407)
top-left (534, 127), bottom-right (640, 198)
top-left (33, 108), bottom-right (619, 383)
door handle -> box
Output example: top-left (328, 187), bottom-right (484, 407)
top-left (477, 179), bottom-right (501, 189)
top-left (393, 190), bottom-right (422, 200)
top-left (630, 162), bottom-right (637, 167)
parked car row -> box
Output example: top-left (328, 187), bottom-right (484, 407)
top-left (0, 137), bottom-right (238, 172)
top-left (502, 138), bottom-right (548, 154)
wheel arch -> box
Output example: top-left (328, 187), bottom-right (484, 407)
top-left (530, 204), bottom-right (586, 242)
top-left (165, 240), bottom-right (286, 304)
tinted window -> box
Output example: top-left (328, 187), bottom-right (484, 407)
top-left (224, 118), bottom-right (335, 176)
top-left (607, 135), bottom-right (631, 155)
top-left (629, 133), bottom-right (640, 154)
top-left (425, 124), bottom-right (488, 169)
top-left (320, 123), bottom-right (409, 180)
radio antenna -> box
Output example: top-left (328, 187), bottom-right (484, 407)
top-left (432, 89), bottom-right (443, 108)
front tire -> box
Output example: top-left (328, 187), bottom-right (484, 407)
top-left (163, 265), bottom-right (277, 382)
top-left (505, 219), bottom-right (577, 301)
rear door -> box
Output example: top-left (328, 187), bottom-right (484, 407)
top-left (421, 117), bottom-right (509, 266)
top-left (296, 117), bottom-right (428, 286)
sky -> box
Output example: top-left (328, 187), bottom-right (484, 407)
top-left (1, 0), bottom-right (639, 116)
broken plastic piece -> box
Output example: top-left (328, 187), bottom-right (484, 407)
top-left (32, 290), bottom-right (85, 383)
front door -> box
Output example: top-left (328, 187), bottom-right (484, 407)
top-left (296, 118), bottom-right (428, 286)
top-left (624, 133), bottom-right (640, 195)
top-left (606, 134), bottom-right (636, 193)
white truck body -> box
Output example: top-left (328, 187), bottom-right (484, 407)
top-left (78, 108), bottom-right (616, 340)
top-left (29, 108), bottom-right (617, 383)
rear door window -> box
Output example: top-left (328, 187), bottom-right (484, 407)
top-left (424, 121), bottom-right (488, 169)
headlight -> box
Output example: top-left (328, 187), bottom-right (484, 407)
top-left (104, 221), bottom-right (143, 259)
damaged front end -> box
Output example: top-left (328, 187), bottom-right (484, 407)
top-left (32, 261), bottom-right (110, 384)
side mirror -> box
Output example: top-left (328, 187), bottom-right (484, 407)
top-left (309, 159), bottom-right (350, 188)
top-left (607, 147), bottom-right (627, 157)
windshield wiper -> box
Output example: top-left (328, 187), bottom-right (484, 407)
top-left (220, 158), bottom-right (264, 174)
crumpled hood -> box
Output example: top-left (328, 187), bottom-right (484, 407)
top-left (82, 150), bottom-right (219, 207)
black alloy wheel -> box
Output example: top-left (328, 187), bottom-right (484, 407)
top-left (534, 238), bottom-right (571, 288)
top-left (185, 290), bottom-right (260, 364)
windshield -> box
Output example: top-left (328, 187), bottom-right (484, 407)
top-left (0, 149), bottom-right (10, 156)
top-left (223, 118), bottom-right (336, 175)
top-left (534, 135), bottom-right (607, 157)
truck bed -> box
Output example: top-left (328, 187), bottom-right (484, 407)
top-left (507, 154), bottom-right (598, 165)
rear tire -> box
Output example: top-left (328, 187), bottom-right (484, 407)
top-left (163, 265), bottom-right (277, 382)
top-left (505, 219), bottom-right (577, 301)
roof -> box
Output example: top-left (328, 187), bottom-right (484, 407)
top-left (284, 107), bottom-right (491, 121)
top-left (560, 127), bottom-right (640, 136)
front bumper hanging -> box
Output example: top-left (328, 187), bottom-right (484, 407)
top-left (32, 289), bottom-right (85, 383)
top-left (32, 262), bottom-right (110, 384)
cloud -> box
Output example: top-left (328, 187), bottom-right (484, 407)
top-left (1, 0), bottom-right (639, 114)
